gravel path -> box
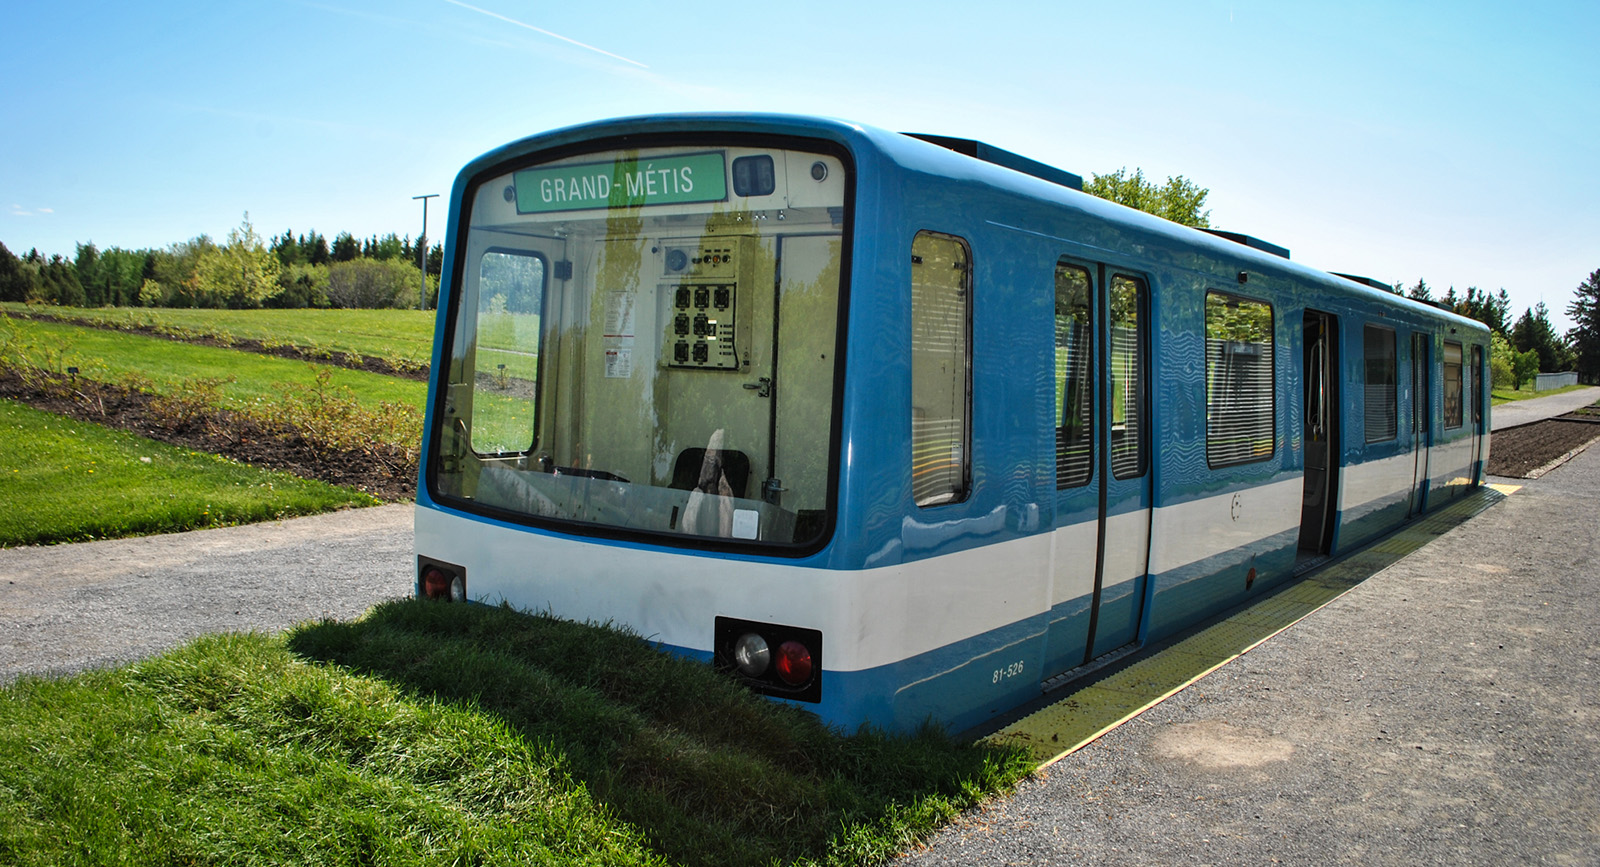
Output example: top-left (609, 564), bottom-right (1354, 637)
top-left (893, 449), bottom-right (1600, 865)
top-left (3, 388), bottom-right (1597, 863)
top-left (0, 504), bottom-right (412, 682)
top-left (1490, 385), bottom-right (1600, 430)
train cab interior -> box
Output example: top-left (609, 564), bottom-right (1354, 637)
top-left (428, 143), bottom-right (849, 549)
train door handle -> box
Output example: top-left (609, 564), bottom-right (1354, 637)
top-left (744, 377), bottom-right (773, 398)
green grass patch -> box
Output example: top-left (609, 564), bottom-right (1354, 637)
top-left (0, 601), bottom-right (1034, 866)
top-left (1491, 382), bottom-right (1595, 405)
top-left (0, 399), bottom-right (378, 546)
top-left (0, 303), bottom-right (436, 368)
top-left (2, 316), bottom-right (424, 410)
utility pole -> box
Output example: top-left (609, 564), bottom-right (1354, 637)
top-left (413, 193), bottom-right (439, 310)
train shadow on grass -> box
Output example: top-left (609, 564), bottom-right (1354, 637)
top-left (286, 599), bottom-right (1034, 867)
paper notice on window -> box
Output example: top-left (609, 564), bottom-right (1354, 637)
top-left (605, 348), bottom-right (632, 378)
top-left (603, 291), bottom-right (636, 345)
top-left (602, 292), bottom-right (635, 378)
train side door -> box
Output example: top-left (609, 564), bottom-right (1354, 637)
top-left (1470, 345), bottom-right (1485, 483)
top-left (1043, 261), bottom-right (1151, 678)
top-left (1298, 311), bottom-right (1339, 557)
top-left (1409, 333), bottom-right (1432, 516)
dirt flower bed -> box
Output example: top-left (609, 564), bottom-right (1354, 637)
top-left (1488, 416), bottom-right (1600, 478)
top-left (0, 370), bottom-right (416, 500)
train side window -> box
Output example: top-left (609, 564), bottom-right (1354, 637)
top-left (1109, 274), bottom-right (1148, 479)
top-left (1363, 325), bottom-right (1398, 443)
top-left (911, 231), bottom-right (972, 507)
top-left (1472, 345), bottom-right (1485, 427)
top-left (1443, 340), bottom-right (1464, 429)
top-left (470, 249), bottom-right (547, 455)
top-left (1055, 261), bottom-right (1093, 488)
top-left (1205, 291), bottom-right (1275, 467)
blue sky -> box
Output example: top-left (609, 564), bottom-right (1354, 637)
top-left (4, 0), bottom-right (1596, 331)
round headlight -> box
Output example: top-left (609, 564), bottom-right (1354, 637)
top-left (732, 633), bottom-right (770, 677)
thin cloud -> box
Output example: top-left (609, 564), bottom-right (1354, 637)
top-left (441, 0), bottom-right (647, 68)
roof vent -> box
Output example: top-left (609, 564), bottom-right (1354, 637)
top-left (904, 134), bottom-right (1083, 191)
top-left (1200, 229), bottom-right (1290, 260)
top-left (1333, 273), bottom-right (1396, 292)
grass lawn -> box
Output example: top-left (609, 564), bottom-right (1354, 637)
top-left (0, 303), bottom-right (436, 367)
top-left (2, 316), bottom-right (425, 411)
top-left (0, 600), bottom-right (1033, 867)
top-left (0, 399), bottom-right (379, 546)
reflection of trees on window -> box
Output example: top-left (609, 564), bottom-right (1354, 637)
top-left (479, 251), bottom-right (546, 313)
top-left (1364, 325), bottom-right (1398, 443)
top-left (1109, 274), bottom-right (1146, 479)
top-left (1443, 341), bottom-right (1463, 429)
top-left (1205, 291), bottom-right (1275, 467)
top-left (1472, 345), bottom-right (1484, 426)
top-left (911, 231), bottom-right (971, 507)
top-left (471, 250), bottom-right (546, 455)
top-left (1055, 262), bottom-right (1092, 488)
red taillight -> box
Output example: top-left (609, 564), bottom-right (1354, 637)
top-left (774, 640), bottom-right (813, 686)
top-left (421, 566), bottom-right (452, 600)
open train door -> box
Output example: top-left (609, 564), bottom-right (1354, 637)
top-left (1409, 333), bottom-right (1432, 516)
top-left (1298, 311), bottom-right (1339, 558)
top-left (1471, 345), bottom-right (1486, 483)
top-left (1042, 261), bottom-right (1152, 679)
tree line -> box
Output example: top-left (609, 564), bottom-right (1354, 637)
top-left (0, 215), bottom-right (443, 311)
top-left (1084, 168), bottom-right (1599, 387)
top-left (1385, 279), bottom-right (1585, 388)
top-left (4, 183), bottom-right (1599, 384)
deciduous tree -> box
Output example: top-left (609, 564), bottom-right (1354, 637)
top-left (189, 214), bottom-right (281, 308)
top-left (325, 258), bottom-right (421, 309)
top-left (1085, 167), bottom-right (1211, 227)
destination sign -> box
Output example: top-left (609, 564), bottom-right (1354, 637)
top-left (514, 152), bottom-right (728, 213)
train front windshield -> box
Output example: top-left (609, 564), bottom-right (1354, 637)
top-left (429, 142), bottom-right (848, 550)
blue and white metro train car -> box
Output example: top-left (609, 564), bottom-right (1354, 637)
top-left (414, 114), bottom-right (1490, 735)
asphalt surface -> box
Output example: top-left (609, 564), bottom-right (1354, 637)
top-left (1490, 385), bottom-right (1600, 431)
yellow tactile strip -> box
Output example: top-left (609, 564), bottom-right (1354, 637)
top-left (987, 484), bottom-right (1517, 767)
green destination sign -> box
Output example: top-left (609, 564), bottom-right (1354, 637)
top-left (514, 152), bottom-right (728, 213)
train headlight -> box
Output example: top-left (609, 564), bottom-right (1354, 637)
top-left (732, 633), bottom-right (770, 677)
top-left (775, 640), bottom-right (813, 686)
top-left (714, 616), bottom-right (822, 703)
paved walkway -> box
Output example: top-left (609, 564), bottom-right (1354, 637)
top-left (1490, 385), bottom-right (1600, 430)
top-left (895, 442), bottom-right (1600, 864)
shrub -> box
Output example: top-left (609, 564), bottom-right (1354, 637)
top-left (325, 258), bottom-right (421, 309)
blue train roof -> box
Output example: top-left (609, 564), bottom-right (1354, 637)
top-left (454, 113), bottom-right (1486, 336)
